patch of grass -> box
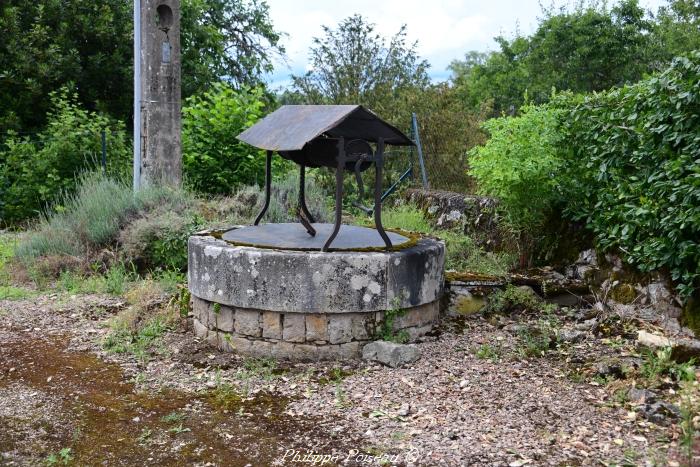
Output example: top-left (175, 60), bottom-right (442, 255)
top-left (640, 347), bottom-right (696, 383)
top-left (484, 284), bottom-right (555, 316)
top-left (104, 262), bottom-right (136, 295)
top-left (379, 204), bottom-right (434, 232)
top-left (161, 411), bottom-right (186, 424)
top-left (0, 285), bottom-right (33, 300)
top-left (167, 424), bottom-right (191, 435)
top-left (103, 312), bottom-right (170, 362)
top-left (474, 343), bottom-right (501, 361)
top-left (679, 384), bottom-right (699, 463)
top-left (45, 447), bottom-right (72, 466)
top-left (241, 357), bottom-right (278, 380)
top-left (358, 203), bottom-right (514, 276)
top-left (514, 310), bottom-right (560, 359)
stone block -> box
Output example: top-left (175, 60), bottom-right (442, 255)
top-left (351, 313), bottom-right (372, 340)
top-left (248, 339), bottom-right (273, 358)
top-left (283, 313), bottom-right (306, 343)
top-left (193, 318), bottom-right (208, 339)
top-left (328, 315), bottom-right (353, 344)
top-left (234, 309), bottom-right (261, 337)
top-left (226, 336), bottom-right (253, 354)
top-left (306, 315), bottom-right (328, 342)
top-left (218, 333), bottom-right (235, 352)
top-left (337, 341), bottom-right (362, 359)
top-left (262, 311), bottom-right (283, 340)
top-left (216, 305), bottom-right (234, 332)
top-left (362, 341), bottom-right (421, 367)
top-left (206, 329), bottom-right (219, 348)
top-left (191, 296), bottom-right (209, 323)
top-left (393, 301), bottom-right (439, 329)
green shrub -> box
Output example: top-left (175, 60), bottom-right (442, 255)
top-left (468, 103), bottom-right (571, 259)
top-left (119, 211), bottom-right (202, 272)
top-left (469, 52), bottom-right (700, 299)
top-left (484, 284), bottom-right (553, 315)
top-left (182, 83), bottom-right (291, 194)
top-left (0, 89), bottom-right (130, 224)
top-left (16, 175), bottom-right (139, 260)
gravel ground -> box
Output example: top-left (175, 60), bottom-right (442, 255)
top-left (1, 291), bottom-right (698, 466)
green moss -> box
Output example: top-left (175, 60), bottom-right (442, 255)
top-left (609, 283), bottom-right (637, 304)
top-left (445, 271), bottom-right (503, 283)
top-left (681, 296), bottom-right (700, 338)
top-left (452, 294), bottom-right (487, 315)
top-left (199, 227), bottom-right (422, 253)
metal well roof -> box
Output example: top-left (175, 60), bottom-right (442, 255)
top-left (237, 105), bottom-right (414, 151)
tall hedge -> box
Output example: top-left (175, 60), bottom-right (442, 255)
top-left (565, 53), bottom-right (700, 298)
top-left (470, 52), bottom-right (700, 299)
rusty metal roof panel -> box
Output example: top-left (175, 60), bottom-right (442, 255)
top-left (237, 105), bottom-right (414, 151)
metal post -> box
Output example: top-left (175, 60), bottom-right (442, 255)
top-left (412, 113), bottom-right (428, 189)
top-left (133, 0), bottom-right (141, 191)
top-left (254, 150), bottom-right (272, 225)
top-left (322, 137), bottom-right (345, 252)
top-left (101, 130), bottom-right (107, 174)
top-left (374, 138), bottom-right (392, 249)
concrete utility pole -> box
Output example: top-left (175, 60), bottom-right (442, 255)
top-left (134, 0), bottom-right (182, 189)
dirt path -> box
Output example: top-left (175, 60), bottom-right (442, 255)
top-left (0, 293), bottom-right (697, 466)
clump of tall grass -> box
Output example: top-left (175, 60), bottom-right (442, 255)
top-left (16, 173), bottom-right (196, 263)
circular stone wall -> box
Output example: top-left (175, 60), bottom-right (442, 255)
top-left (188, 228), bottom-right (445, 360)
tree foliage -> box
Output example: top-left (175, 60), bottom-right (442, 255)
top-left (0, 0), bottom-right (133, 132)
top-left (289, 14), bottom-right (430, 122)
top-left (180, 0), bottom-right (284, 97)
top-left (451, 0), bottom-right (658, 114)
top-left (469, 103), bottom-right (568, 250)
top-left (0, 0), bottom-right (283, 132)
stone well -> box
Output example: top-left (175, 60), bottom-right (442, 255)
top-left (188, 225), bottom-right (445, 360)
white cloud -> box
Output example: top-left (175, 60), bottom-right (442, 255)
top-left (264, 0), bottom-right (668, 89)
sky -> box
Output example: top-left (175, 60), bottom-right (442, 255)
top-left (264, 0), bottom-right (667, 90)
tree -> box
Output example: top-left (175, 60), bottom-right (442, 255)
top-left (450, 0), bottom-right (655, 114)
top-left (289, 14), bottom-right (430, 123)
top-left (0, 0), bottom-right (133, 132)
top-left (0, 0), bottom-right (283, 132)
top-left (180, 0), bottom-right (284, 97)
top-left (653, 0), bottom-right (700, 61)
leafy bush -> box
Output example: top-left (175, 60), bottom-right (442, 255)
top-left (119, 211), bottom-right (202, 272)
top-left (564, 53), bottom-right (700, 299)
top-left (182, 83), bottom-right (290, 194)
top-left (0, 89), bottom-right (130, 224)
top-left (468, 103), bottom-right (570, 258)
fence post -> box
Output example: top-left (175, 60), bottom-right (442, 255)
top-left (101, 130), bottom-right (107, 174)
top-left (411, 113), bottom-right (429, 189)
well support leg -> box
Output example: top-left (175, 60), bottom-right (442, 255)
top-left (374, 138), bottom-right (392, 249)
top-left (297, 164), bottom-right (316, 236)
top-left (254, 150), bottom-right (272, 225)
top-left (322, 138), bottom-right (345, 251)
